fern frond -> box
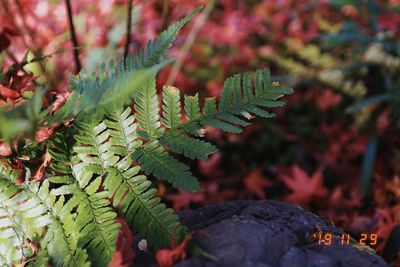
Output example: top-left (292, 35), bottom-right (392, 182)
top-left (0, 185), bottom-right (32, 266)
top-left (161, 86), bottom-right (182, 129)
top-left (132, 141), bottom-right (199, 191)
top-left (172, 69), bottom-right (293, 136)
top-left (128, 7), bottom-right (202, 70)
top-left (51, 62), bottom-right (167, 123)
top-left (0, 165), bottom-right (90, 267)
top-left (184, 93), bottom-right (201, 121)
top-left (105, 157), bottom-right (180, 249)
top-left (49, 129), bottom-right (121, 267)
top-left (50, 174), bottom-right (120, 267)
top-left (134, 79), bottom-right (163, 139)
top-left (48, 131), bottom-right (75, 175)
top-left (28, 180), bottom-right (90, 267)
top-left (159, 130), bottom-right (216, 160)
top-left (73, 117), bottom-right (181, 249)
top-left (104, 107), bottom-right (142, 156)
top-left (73, 120), bottom-right (119, 168)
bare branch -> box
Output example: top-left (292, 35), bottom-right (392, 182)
top-left (65, 0), bottom-right (81, 73)
top-left (124, 0), bottom-right (133, 68)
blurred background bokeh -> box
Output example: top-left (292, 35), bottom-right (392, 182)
top-left (1, 0), bottom-right (400, 264)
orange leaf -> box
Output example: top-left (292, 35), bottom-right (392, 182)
top-left (244, 168), bottom-right (274, 199)
top-left (156, 234), bottom-right (191, 267)
top-left (0, 142), bottom-right (12, 156)
top-left (35, 126), bottom-right (56, 143)
top-left (31, 151), bottom-right (51, 181)
top-left (108, 218), bottom-right (135, 267)
top-left (279, 165), bottom-right (327, 206)
top-left (0, 84), bottom-right (20, 99)
top-left (166, 191), bottom-right (204, 211)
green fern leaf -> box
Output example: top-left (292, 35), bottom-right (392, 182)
top-left (29, 180), bottom-right (90, 267)
top-left (165, 69), bottom-right (292, 136)
top-left (74, 117), bottom-right (181, 249)
top-left (132, 141), bottom-right (200, 191)
top-left (50, 174), bottom-right (120, 267)
top-left (105, 157), bottom-right (180, 249)
top-left (161, 86), bottom-right (182, 129)
top-left (159, 130), bottom-right (216, 160)
top-left (129, 7), bottom-right (202, 69)
top-left (0, 165), bottom-right (90, 267)
top-left (51, 61), bottom-right (169, 124)
top-left (104, 106), bottom-right (142, 156)
top-left (134, 78), bottom-right (163, 139)
top-left (184, 93), bottom-right (201, 121)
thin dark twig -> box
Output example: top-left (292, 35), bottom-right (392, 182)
top-left (161, 0), bottom-right (170, 31)
top-left (65, 0), bottom-right (81, 73)
top-left (124, 0), bottom-right (133, 68)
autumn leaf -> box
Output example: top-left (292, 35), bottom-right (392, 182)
top-left (50, 92), bottom-right (70, 113)
top-left (198, 152), bottom-right (221, 176)
top-left (0, 84), bottom-right (20, 99)
top-left (31, 151), bottom-right (51, 181)
top-left (35, 126), bottom-right (56, 143)
top-left (315, 89), bottom-right (342, 111)
top-left (109, 218), bottom-right (135, 267)
top-left (166, 191), bottom-right (204, 211)
top-left (156, 234), bottom-right (191, 267)
top-left (243, 168), bottom-right (274, 199)
top-left (279, 165), bottom-right (327, 206)
top-left (11, 159), bottom-right (25, 185)
top-left (0, 142), bottom-right (12, 156)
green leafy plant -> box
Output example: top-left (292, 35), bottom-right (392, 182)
top-left (0, 7), bottom-right (292, 267)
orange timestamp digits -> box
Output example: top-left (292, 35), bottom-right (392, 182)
top-left (311, 231), bottom-right (378, 246)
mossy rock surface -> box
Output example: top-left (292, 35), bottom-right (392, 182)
top-left (135, 200), bottom-right (389, 267)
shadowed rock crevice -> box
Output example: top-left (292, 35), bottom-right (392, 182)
top-left (135, 200), bottom-right (389, 267)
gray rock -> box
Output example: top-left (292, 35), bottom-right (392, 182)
top-left (135, 200), bottom-right (389, 267)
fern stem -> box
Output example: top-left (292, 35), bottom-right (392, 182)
top-left (65, 0), bottom-right (81, 73)
top-left (124, 0), bottom-right (133, 69)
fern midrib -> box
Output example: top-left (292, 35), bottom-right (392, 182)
top-left (144, 88), bottom-right (155, 139)
top-left (117, 113), bottom-right (131, 153)
top-left (111, 166), bottom-right (173, 241)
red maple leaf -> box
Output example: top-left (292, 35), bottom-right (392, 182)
top-left (244, 168), bottom-right (274, 199)
top-left (279, 165), bottom-right (327, 206)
